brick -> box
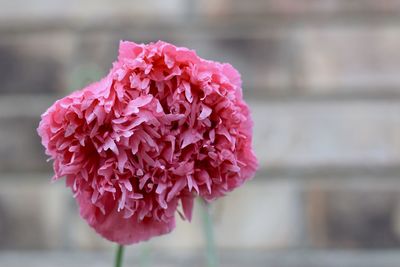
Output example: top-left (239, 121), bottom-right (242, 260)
top-left (153, 179), bottom-right (302, 250)
top-left (0, 174), bottom-right (301, 250)
top-left (201, 0), bottom-right (400, 17)
top-left (0, 0), bottom-right (188, 22)
top-left (0, 96), bottom-right (61, 172)
top-left (0, 117), bottom-right (49, 172)
top-left (4, 250), bottom-right (400, 267)
top-left (213, 179), bottom-right (301, 249)
top-left (0, 175), bottom-right (68, 249)
top-left (68, 34), bottom-right (296, 96)
top-left (2, 0), bottom-right (400, 22)
top-left (0, 33), bottom-right (75, 94)
top-left (251, 100), bottom-right (400, 169)
top-left (0, 174), bottom-right (109, 250)
top-left (59, 179), bottom-right (302, 250)
top-left (181, 36), bottom-right (295, 95)
top-left (295, 26), bottom-right (400, 96)
top-left (74, 28), bottom-right (400, 98)
top-left (1, 97), bottom-right (399, 172)
top-left (305, 178), bottom-right (400, 248)
top-left (3, 23), bottom-right (400, 98)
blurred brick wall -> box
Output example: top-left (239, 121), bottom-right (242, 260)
top-left (0, 0), bottom-right (400, 253)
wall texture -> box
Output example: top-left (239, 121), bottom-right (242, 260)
top-left (0, 0), bottom-right (399, 265)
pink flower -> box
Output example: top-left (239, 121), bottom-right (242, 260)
top-left (38, 41), bottom-right (258, 244)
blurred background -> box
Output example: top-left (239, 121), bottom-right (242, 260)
top-left (1, 0), bottom-right (400, 266)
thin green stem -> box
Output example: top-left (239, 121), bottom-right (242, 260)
top-left (200, 199), bottom-right (218, 267)
top-left (114, 244), bottom-right (125, 267)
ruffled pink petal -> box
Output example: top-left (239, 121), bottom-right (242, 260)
top-left (37, 40), bottom-right (258, 245)
top-left (77, 190), bottom-right (177, 244)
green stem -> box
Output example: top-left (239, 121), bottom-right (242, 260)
top-left (200, 199), bottom-right (218, 267)
top-left (114, 244), bottom-right (125, 267)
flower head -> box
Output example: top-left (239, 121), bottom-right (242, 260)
top-left (38, 40), bottom-right (258, 244)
